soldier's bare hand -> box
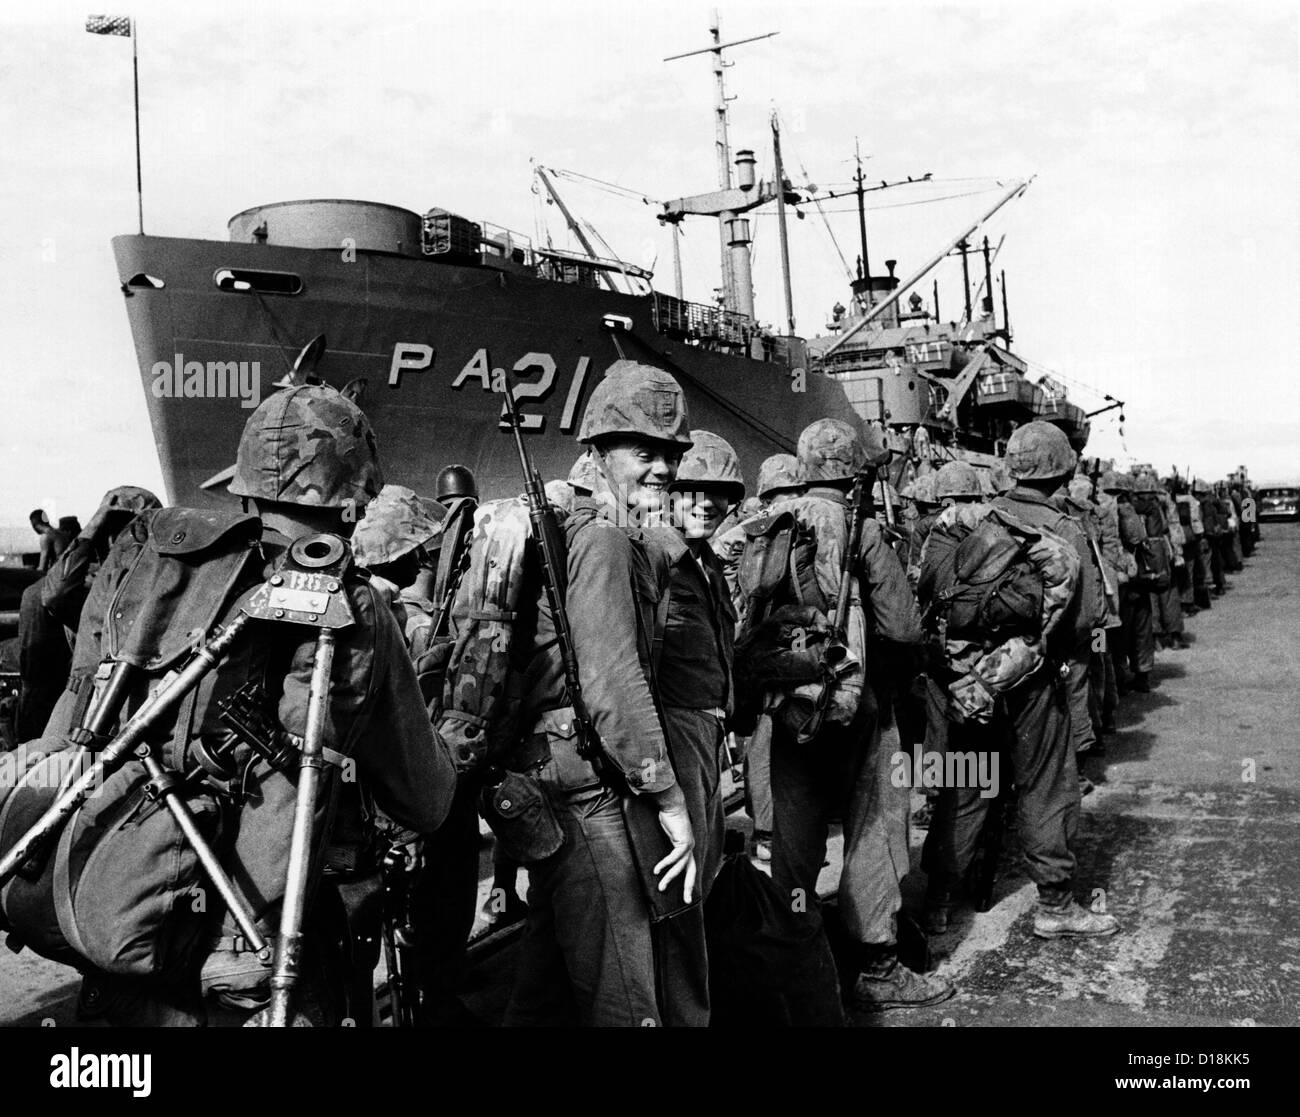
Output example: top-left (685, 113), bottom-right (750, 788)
top-left (650, 785), bottom-right (697, 903)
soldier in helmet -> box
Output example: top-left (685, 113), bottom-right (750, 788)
top-left (1132, 471), bottom-right (1188, 651)
top-left (743, 417), bottom-right (948, 1011)
top-left (1102, 470), bottom-right (1157, 692)
top-left (435, 464), bottom-right (478, 504)
top-left (633, 429), bottom-right (745, 1025)
top-left (726, 452), bottom-right (808, 864)
top-left (16, 485), bottom-right (162, 740)
top-left (1195, 478), bottom-right (1229, 595)
top-left (351, 483), bottom-right (448, 644)
top-left (67, 384), bottom-right (455, 1025)
top-left (502, 360), bottom-right (697, 1027)
top-left (921, 421), bottom-right (1119, 941)
top-left (899, 469), bottom-right (941, 588)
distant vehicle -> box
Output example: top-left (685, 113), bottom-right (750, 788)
top-left (1257, 486), bottom-right (1300, 522)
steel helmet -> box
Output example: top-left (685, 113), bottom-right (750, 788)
top-left (229, 384), bottom-right (383, 509)
top-left (672, 430), bottom-right (745, 501)
top-left (989, 460), bottom-right (1015, 494)
top-left (351, 484), bottom-right (447, 568)
top-left (757, 453), bottom-right (803, 499)
top-left (101, 485), bottom-right (162, 515)
top-left (934, 460), bottom-right (983, 500)
top-left (1067, 475), bottom-right (1093, 503)
top-left (1005, 420), bottom-right (1077, 480)
top-left (1132, 470), bottom-right (1159, 494)
top-left (796, 418), bottom-right (888, 483)
top-left (566, 450), bottom-right (601, 495)
top-left (435, 464), bottom-right (478, 502)
top-left (903, 470), bottom-right (940, 506)
top-left (1101, 470), bottom-right (1133, 494)
top-left (577, 360), bottom-right (692, 448)
top-left (1191, 477), bottom-right (1211, 495)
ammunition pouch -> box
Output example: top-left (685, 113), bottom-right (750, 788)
top-left (478, 707), bottom-right (574, 864)
top-left (479, 768), bottom-right (563, 865)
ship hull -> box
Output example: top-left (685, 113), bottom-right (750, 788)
top-left (112, 236), bottom-right (862, 506)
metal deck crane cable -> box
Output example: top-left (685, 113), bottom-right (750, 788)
top-left (776, 114), bottom-right (856, 292)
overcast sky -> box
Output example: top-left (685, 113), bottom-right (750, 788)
top-left (1, 0), bottom-right (1296, 530)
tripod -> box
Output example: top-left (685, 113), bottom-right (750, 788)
top-left (0, 533), bottom-right (355, 1028)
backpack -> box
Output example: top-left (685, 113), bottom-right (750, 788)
top-left (1133, 536), bottom-right (1172, 593)
top-left (433, 497), bottom-right (541, 778)
top-left (918, 515), bottom-right (1043, 651)
top-left (731, 502), bottom-right (869, 741)
top-left (0, 507), bottom-right (265, 979)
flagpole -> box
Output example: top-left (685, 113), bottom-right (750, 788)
top-left (132, 19), bottom-right (143, 234)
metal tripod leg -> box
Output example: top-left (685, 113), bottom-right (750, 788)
top-left (0, 616), bottom-right (250, 889)
top-left (136, 748), bottom-right (271, 960)
top-left (268, 627), bottom-right (336, 1027)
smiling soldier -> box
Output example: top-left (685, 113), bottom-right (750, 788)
top-left (643, 429), bottom-right (744, 1026)
top-left (502, 360), bottom-right (697, 1027)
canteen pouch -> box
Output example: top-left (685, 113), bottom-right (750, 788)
top-left (479, 768), bottom-right (563, 864)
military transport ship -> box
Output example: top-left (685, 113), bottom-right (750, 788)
top-left (110, 21), bottom-right (1090, 507)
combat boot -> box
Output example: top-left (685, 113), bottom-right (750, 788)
top-left (1032, 898), bottom-right (1119, 939)
top-left (923, 875), bottom-right (955, 935)
top-left (852, 960), bottom-right (955, 1011)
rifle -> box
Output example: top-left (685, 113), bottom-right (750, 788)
top-left (497, 372), bottom-right (695, 922)
top-left (428, 498), bottom-right (477, 640)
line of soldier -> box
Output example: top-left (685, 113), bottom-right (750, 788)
top-left (0, 356), bottom-right (1262, 1027)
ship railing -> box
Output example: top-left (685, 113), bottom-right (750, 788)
top-left (650, 292), bottom-right (755, 350)
top-left (478, 222), bottom-right (536, 267)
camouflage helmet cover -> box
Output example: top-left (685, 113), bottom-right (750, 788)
top-left (904, 469), bottom-right (941, 506)
top-left (989, 459), bottom-right (1015, 494)
top-left (757, 453), bottom-right (803, 499)
top-left (934, 460), bottom-right (983, 500)
top-left (1005, 420), bottom-right (1077, 480)
top-left (566, 450), bottom-right (602, 495)
top-left (1101, 470), bottom-right (1133, 493)
top-left (1131, 469), bottom-right (1159, 494)
top-left (229, 384), bottom-right (383, 509)
top-left (101, 485), bottom-right (162, 515)
top-left (796, 418), bottom-right (888, 483)
top-left (1067, 475), bottom-right (1094, 503)
top-left (672, 430), bottom-right (745, 499)
top-left (351, 484), bottom-right (448, 567)
top-left (577, 360), bottom-right (693, 448)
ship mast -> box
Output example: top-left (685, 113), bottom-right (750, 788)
top-left (853, 138), bottom-right (872, 293)
top-left (772, 112), bottom-right (795, 336)
top-left (664, 15), bottom-right (777, 317)
top-left (823, 177), bottom-right (1032, 356)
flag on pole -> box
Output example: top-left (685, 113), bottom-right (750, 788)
top-left (85, 15), bottom-right (132, 36)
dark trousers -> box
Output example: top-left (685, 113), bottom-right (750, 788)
top-left (1223, 532), bottom-right (1244, 573)
top-left (1116, 589), bottom-right (1155, 677)
top-left (408, 780), bottom-right (481, 1022)
top-left (654, 706), bottom-right (727, 1028)
top-left (1152, 582), bottom-right (1184, 638)
top-left (504, 754), bottom-right (659, 1027)
top-left (772, 700), bottom-right (909, 948)
top-left (1193, 538), bottom-right (1214, 607)
top-left (1065, 632), bottom-right (1096, 754)
top-left (744, 713), bottom-right (773, 834)
top-left (921, 671), bottom-right (1078, 903)
top-left (16, 578), bottom-right (71, 742)
top-left (1208, 535), bottom-right (1227, 591)
top-left (1178, 541), bottom-right (1197, 607)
